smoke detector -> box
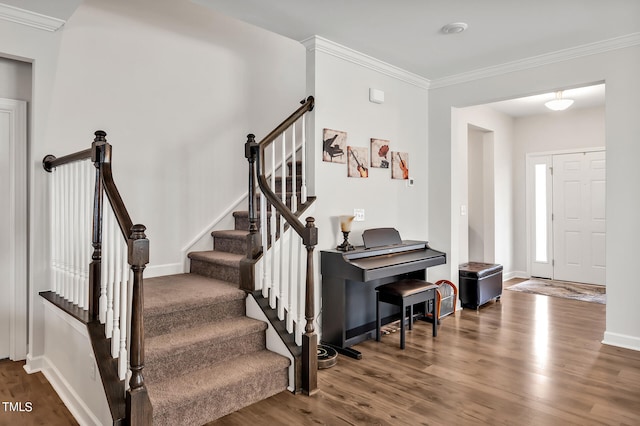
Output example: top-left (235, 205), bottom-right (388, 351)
top-left (441, 22), bottom-right (468, 34)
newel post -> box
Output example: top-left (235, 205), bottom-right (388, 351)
top-left (240, 134), bottom-right (262, 292)
top-left (126, 224), bottom-right (152, 424)
top-left (302, 217), bottom-right (318, 395)
top-left (89, 130), bottom-right (107, 320)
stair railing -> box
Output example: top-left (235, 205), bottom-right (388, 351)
top-left (43, 131), bottom-right (151, 425)
top-left (243, 96), bottom-right (318, 395)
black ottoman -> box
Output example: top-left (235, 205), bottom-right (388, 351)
top-left (459, 262), bottom-right (503, 309)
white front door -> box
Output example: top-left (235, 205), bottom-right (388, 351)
top-left (0, 98), bottom-right (28, 360)
top-left (552, 151), bottom-right (606, 285)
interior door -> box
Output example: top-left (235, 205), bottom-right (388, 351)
top-left (552, 151), bottom-right (606, 285)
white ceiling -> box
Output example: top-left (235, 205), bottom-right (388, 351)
top-left (192, 0), bottom-right (637, 116)
top-left (5, 0), bottom-right (630, 116)
top-left (195, 0), bottom-right (640, 81)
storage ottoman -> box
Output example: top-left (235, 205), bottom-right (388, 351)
top-left (459, 262), bottom-right (503, 309)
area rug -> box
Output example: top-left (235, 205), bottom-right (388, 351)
top-left (506, 279), bottom-right (606, 304)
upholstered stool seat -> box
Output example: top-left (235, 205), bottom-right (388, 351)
top-left (375, 279), bottom-right (438, 349)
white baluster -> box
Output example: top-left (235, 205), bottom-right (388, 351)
top-left (72, 161), bottom-right (80, 306)
top-left (64, 164), bottom-right (72, 301)
top-left (290, 123), bottom-right (297, 213)
top-left (269, 144), bottom-right (277, 309)
top-left (50, 167), bottom-right (58, 295)
top-left (105, 204), bottom-right (115, 337)
top-left (287, 230), bottom-right (296, 333)
top-left (296, 236), bottom-right (305, 346)
top-left (98, 189), bottom-right (107, 324)
top-left (119, 245), bottom-right (129, 379)
top-left (83, 159), bottom-right (91, 309)
top-left (278, 133), bottom-right (287, 320)
top-left (260, 192), bottom-right (269, 298)
top-left (301, 114), bottom-right (307, 204)
top-left (112, 232), bottom-right (122, 358)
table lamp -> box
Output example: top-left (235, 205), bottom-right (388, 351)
top-left (337, 215), bottom-right (355, 251)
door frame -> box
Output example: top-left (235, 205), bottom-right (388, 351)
top-left (525, 147), bottom-right (606, 281)
top-left (1, 98), bottom-right (28, 360)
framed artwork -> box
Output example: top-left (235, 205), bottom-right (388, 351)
top-left (347, 146), bottom-right (369, 178)
top-left (370, 138), bottom-right (390, 168)
top-left (322, 128), bottom-right (347, 163)
top-left (392, 151), bottom-right (409, 180)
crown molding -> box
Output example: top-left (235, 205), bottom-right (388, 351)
top-left (430, 32), bottom-right (640, 89)
top-left (0, 3), bottom-right (65, 32)
top-left (301, 35), bottom-right (430, 89)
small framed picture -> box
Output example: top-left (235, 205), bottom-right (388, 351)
top-left (370, 138), bottom-right (390, 168)
top-left (322, 129), bottom-right (347, 163)
top-left (347, 146), bottom-right (369, 178)
top-left (392, 151), bottom-right (409, 180)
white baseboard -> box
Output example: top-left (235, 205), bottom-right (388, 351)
top-left (35, 356), bottom-right (104, 426)
top-left (602, 331), bottom-right (640, 352)
top-left (145, 262), bottom-right (184, 278)
top-left (503, 270), bottom-right (529, 281)
top-left (24, 353), bottom-right (45, 373)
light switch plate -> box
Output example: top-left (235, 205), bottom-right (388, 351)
top-left (354, 208), bottom-right (365, 221)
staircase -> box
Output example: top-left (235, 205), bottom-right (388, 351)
top-left (143, 164), bottom-right (303, 425)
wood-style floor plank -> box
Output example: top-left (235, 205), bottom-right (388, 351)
top-left (212, 279), bottom-right (640, 426)
top-left (0, 360), bottom-right (78, 426)
top-left (3, 279), bottom-right (639, 425)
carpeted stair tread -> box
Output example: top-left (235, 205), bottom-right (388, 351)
top-left (144, 317), bottom-right (269, 382)
top-left (188, 250), bottom-right (244, 266)
top-left (147, 351), bottom-right (290, 425)
top-left (144, 273), bottom-right (245, 315)
top-left (146, 317), bottom-right (266, 358)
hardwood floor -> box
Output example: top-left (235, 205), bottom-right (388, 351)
top-left (3, 279), bottom-right (639, 425)
top-left (0, 359), bottom-right (77, 426)
top-left (212, 279), bottom-right (640, 425)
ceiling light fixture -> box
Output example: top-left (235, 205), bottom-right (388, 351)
top-left (545, 91), bottom-right (574, 111)
top-left (441, 22), bottom-right (468, 34)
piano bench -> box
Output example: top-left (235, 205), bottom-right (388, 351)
top-left (375, 279), bottom-right (438, 349)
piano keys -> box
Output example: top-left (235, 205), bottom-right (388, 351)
top-left (320, 228), bottom-right (446, 358)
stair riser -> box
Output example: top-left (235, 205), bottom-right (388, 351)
top-left (152, 367), bottom-right (289, 426)
top-left (213, 236), bottom-right (247, 255)
top-left (145, 331), bottom-right (266, 383)
top-left (190, 259), bottom-right (240, 284)
top-left (146, 301), bottom-right (244, 338)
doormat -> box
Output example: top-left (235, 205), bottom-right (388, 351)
top-left (506, 279), bottom-right (606, 304)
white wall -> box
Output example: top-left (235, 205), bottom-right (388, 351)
top-left (429, 45), bottom-right (640, 351)
top-left (41, 301), bottom-right (111, 425)
top-left (451, 105), bottom-right (514, 275)
top-left (512, 106), bottom-right (606, 273)
top-left (467, 127), bottom-right (485, 262)
top-left (305, 37), bottom-right (429, 334)
top-left (0, 57), bottom-right (32, 100)
top-left (44, 0), bottom-right (306, 276)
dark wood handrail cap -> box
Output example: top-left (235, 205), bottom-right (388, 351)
top-left (376, 279), bottom-right (437, 298)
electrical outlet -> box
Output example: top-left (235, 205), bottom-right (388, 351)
top-left (354, 209), bottom-right (365, 221)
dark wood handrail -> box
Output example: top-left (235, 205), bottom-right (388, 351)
top-left (43, 148), bottom-right (92, 172)
top-left (254, 96), bottom-right (315, 244)
top-left (256, 96), bottom-right (314, 151)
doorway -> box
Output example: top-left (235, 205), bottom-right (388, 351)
top-left (0, 97), bottom-right (28, 360)
top-left (528, 149), bottom-right (606, 285)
